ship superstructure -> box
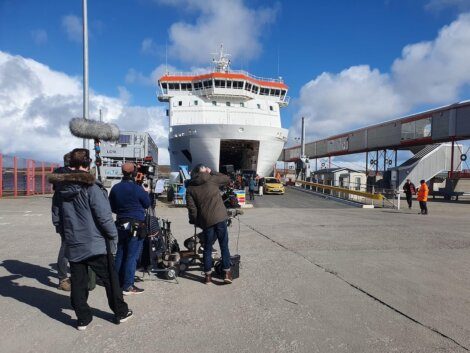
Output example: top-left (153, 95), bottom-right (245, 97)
top-left (157, 46), bottom-right (289, 176)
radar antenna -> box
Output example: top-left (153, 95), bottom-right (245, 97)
top-left (211, 44), bottom-right (231, 73)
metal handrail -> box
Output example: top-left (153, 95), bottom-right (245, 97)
top-left (297, 180), bottom-right (384, 200)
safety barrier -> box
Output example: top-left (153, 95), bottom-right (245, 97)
top-left (295, 180), bottom-right (398, 208)
top-left (297, 180), bottom-right (384, 199)
top-left (0, 153), bottom-right (60, 198)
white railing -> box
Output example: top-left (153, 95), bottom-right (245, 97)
top-left (163, 69), bottom-right (284, 83)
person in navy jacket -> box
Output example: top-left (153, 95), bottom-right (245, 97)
top-left (109, 162), bottom-right (150, 295)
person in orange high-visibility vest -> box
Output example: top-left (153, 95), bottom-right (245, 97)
top-left (416, 179), bottom-right (429, 215)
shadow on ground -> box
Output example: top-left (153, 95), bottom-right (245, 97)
top-left (0, 260), bottom-right (112, 327)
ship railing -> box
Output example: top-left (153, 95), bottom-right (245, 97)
top-left (163, 69), bottom-right (284, 83)
top-left (280, 96), bottom-right (291, 105)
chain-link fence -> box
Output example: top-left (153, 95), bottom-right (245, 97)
top-left (0, 154), bottom-right (60, 198)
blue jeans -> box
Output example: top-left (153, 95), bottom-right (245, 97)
top-left (114, 229), bottom-right (144, 290)
top-left (203, 220), bottom-right (231, 274)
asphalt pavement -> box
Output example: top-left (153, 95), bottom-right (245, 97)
top-left (0, 190), bottom-right (469, 353)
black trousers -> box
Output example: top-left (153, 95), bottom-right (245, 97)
top-left (70, 254), bottom-right (128, 324)
top-left (419, 201), bottom-right (428, 214)
top-left (405, 193), bottom-right (413, 208)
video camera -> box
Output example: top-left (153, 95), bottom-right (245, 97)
top-left (135, 156), bottom-right (158, 209)
top-left (135, 156), bottom-right (157, 185)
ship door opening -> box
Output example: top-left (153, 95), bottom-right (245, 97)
top-left (219, 140), bottom-right (259, 173)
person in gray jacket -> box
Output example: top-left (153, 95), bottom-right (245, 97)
top-left (49, 149), bottom-right (132, 330)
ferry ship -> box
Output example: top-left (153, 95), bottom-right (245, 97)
top-left (157, 47), bottom-right (289, 177)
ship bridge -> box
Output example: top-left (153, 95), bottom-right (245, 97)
top-left (157, 71), bottom-right (289, 106)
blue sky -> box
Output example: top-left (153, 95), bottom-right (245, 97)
top-left (1, 0), bottom-right (470, 163)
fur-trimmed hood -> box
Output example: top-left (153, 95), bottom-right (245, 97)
top-left (48, 171), bottom-right (95, 185)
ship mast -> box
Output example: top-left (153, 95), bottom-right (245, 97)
top-left (212, 44), bottom-right (231, 73)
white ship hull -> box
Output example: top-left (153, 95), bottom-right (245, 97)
top-left (169, 124), bottom-right (288, 177)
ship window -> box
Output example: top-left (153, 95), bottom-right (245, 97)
top-left (212, 101), bottom-right (217, 106)
top-left (252, 85), bottom-right (259, 94)
top-left (245, 83), bottom-right (252, 91)
top-left (281, 90), bottom-right (286, 97)
top-left (168, 83), bottom-right (178, 90)
top-left (260, 88), bottom-right (269, 95)
top-left (203, 80), bottom-right (213, 88)
top-left (178, 101), bottom-right (182, 106)
top-left (240, 102), bottom-right (244, 107)
top-left (226, 102), bottom-right (231, 107)
top-left (274, 89), bottom-right (280, 96)
top-left (181, 83), bottom-right (192, 91)
top-left (269, 106), bottom-right (274, 111)
top-left (118, 134), bottom-right (131, 144)
top-left (257, 104), bottom-right (261, 109)
top-left (226, 81), bottom-right (232, 89)
top-left (161, 83), bottom-right (168, 89)
top-left (233, 81), bottom-right (243, 89)
top-left (194, 100), bottom-right (198, 106)
top-left (166, 109), bottom-right (169, 116)
top-left (194, 82), bottom-right (203, 90)
top-left (215, 80), bottom-right (223, 88)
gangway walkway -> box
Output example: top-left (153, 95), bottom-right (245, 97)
top-left (390, 143), bottom-right (460, 190)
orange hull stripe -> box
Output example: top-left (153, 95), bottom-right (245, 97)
top-left (159, 72), bottom-right (288, 89)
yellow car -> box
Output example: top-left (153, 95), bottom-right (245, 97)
top-left (263, 177), bottom-right (285, 195)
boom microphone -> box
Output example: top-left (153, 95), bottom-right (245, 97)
top-left (69, 117), bottom-right (120, 141)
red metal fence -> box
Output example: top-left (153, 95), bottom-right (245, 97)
top-left (0, 154), bottom-right (60, 198)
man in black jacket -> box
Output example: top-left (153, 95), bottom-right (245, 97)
top-left (49, 149), bottom-right (131, 330)
top-left (403, 179), bottom-right (416, 209)
top-left (52, 152), bottom-right (72, 291)
top-left (186, 164), bottom-right (232, 284)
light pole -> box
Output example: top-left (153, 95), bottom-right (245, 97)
top-left (82, 0), bottom-right (89, 149)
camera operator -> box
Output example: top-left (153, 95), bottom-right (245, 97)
top-left (109, 162), bottom-right (151, 295)
top-left (48, 149), bottom-right (131, 330)
top-left (186, 164), bottom-right (233, 284)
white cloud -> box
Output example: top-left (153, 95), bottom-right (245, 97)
top-left (125, 63), bottom-right (209, 87)
top-left (31, 29), bottom-right (48, 45)
top-left (392, 13), bottom-right (470, 105)
top-left (61, 15), bottom-right (82, 43)
top-left (0, 51), bottom-right (169, 164)
top-left (141, 38), bottom-right (161, 56)
top-left (141, 38), bottom-right (154, 52)
top-left (425, 0), bottom-right (470, 12)
top-left (117, 86), bottom-right (132, 104)
top-left (125, 65), bottom-right (175, 86)
top-left (159, 0), bottom-right (279, 65)
top-left (291, 13), bottom-right (470, 144)
top-left (295, 66), bottom-right (406, 139)
top-left (125, 68), bottom-right (154, 86)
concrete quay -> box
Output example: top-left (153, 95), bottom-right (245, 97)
top-left (0, 188), bottom-right (469, 353)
